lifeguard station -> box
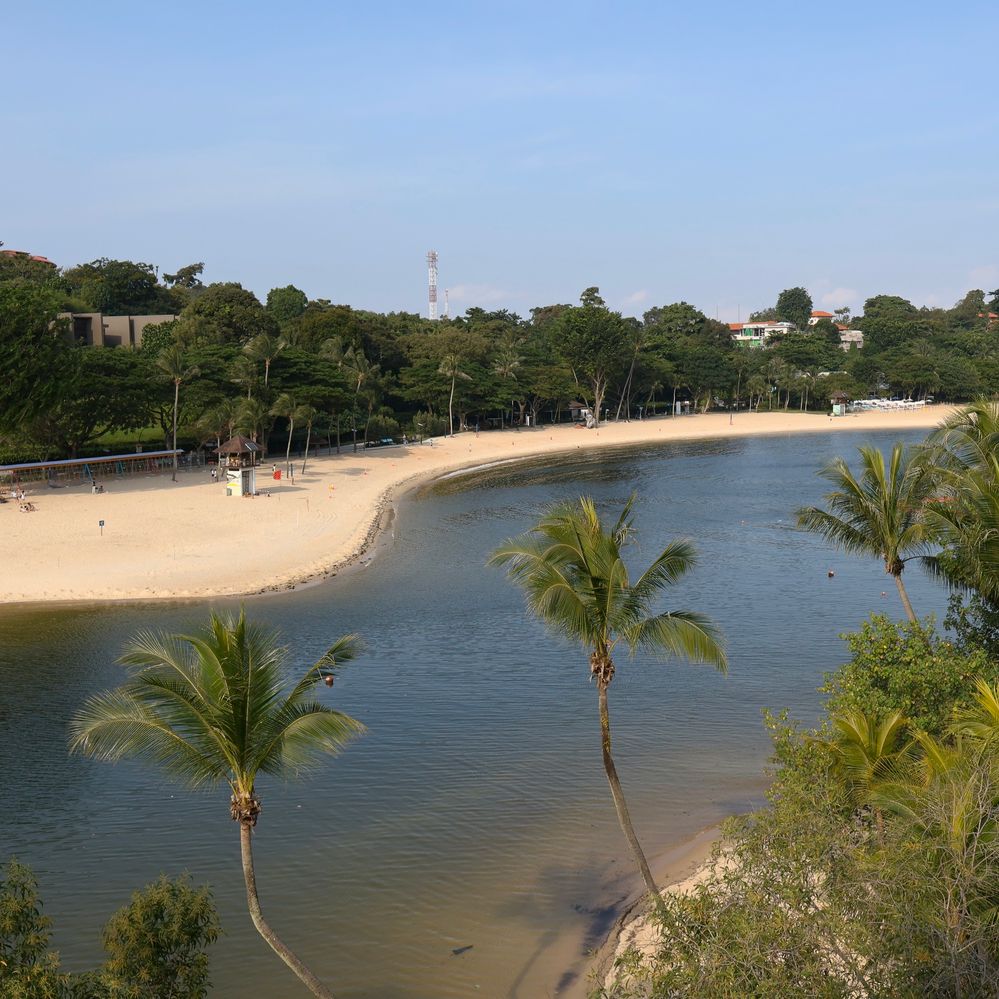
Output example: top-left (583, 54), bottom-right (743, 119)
top-left (215, 435), bottom-right (261, 496)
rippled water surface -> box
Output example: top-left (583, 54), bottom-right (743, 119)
top-left (1, 429), bottom-right (948, 997)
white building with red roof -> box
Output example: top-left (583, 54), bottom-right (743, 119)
top-left (807, 310), bottom-right (835, 326)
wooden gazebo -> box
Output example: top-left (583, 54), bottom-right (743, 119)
top-left (215, 435), bottom-right (261, 495)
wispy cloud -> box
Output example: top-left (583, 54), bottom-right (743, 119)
top-left (623, 289), bottom-right (649, 305)
top-left (819, 287), bottom-right (857, 308)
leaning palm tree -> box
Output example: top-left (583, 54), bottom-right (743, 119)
top-left (489, 496), bottom-right (726, 909)
top-left (69, 610), bottom-right (364, 999)
top-left (156, 345), bottom-right (200, 482)
top-left (796, 444), bottom-right (933, 622)
top-left (299, 405), bottom-right (318, 474)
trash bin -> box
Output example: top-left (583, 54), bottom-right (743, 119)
top-left (273, 469), bottom-right (282, 480)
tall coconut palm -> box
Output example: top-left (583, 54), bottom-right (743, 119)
top-left (489, 496), bottom-right (726, 908)
top-left (343, 352), bottom-right (380, 447)
top-left (796, 444), bottom-right (933, 622)
top-left (230, 355), bottom-right (260, 400)
top-left (299, 405), bottom-right (318, 473)
top-left (69, 611), bottom-right (364, 999)
top-left (438, 351), bottom-right (471, 437)
top-left (244, 333), bottom-right (284, 386)
top-left (493, 342), bottom-right (522, 427)
top-left (156, 345), bottom-right (200, 482)
top-left (235, 397), bottom-right (271, 455)
top-left (271, 393), bottom-right (308, 475)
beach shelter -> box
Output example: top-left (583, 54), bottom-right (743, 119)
top-left (215, 435), bottom-right (261, 496)
top-left (830, 390), bottom-right (850, 417)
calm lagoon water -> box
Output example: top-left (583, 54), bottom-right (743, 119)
top-left (1, 428), bottom-right (948, 997)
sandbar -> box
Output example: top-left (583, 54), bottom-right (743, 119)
top-left (3, 407), bottom-right (957, 605)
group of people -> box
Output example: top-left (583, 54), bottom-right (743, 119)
top-left (5, 487), bottom-right (35, 512)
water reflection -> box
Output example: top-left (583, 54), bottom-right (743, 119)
top-left (1, 429), bottom-right (947, 997)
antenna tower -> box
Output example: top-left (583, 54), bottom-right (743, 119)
top-left (427, 250), bottom-right (438, 321)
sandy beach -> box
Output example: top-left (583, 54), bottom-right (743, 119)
top-left (4, 407), bottom-right (956, 606)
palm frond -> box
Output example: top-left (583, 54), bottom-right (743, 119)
top-left (256, 703), bottom-right (366, 779)
top-left (69, 688), bottom-right (229, 788)
top-left (490, 496), bottom-right (725, 676)
top-left (69, 614), bottom-right (366, 803)
top-left (625, 610), bottom-right (726, 671)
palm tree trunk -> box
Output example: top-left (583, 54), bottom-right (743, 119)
top-left (597, 685), bottom-right (664, 913)
top-left (285, 419), bottom-right (294, 474)
top-left (302, 424), bottom-right (312, 473)
top-left (894, 572), bottom-right (917, 623)
top-left (171, 380), bottom-right (180, 482)
top-left (615, 354), bottom-right (637, 421)
top-left (239, 823), bottom-right (334, 998)
top-left (448, 374), bottom-right (456, 436)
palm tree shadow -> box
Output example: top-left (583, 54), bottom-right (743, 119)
top-left (492, 859), bottom-right (631, 998)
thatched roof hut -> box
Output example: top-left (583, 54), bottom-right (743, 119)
top-left (215, 435), bottom-right (261, 467)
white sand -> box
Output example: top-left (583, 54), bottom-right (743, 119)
top-left (4, 407), bottom-right (956, 605)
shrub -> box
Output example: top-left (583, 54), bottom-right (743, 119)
top-left (821, 615), bottom-right (997, 735)
top-left (101, 875), bottom-right (221, 999)
top-left (0, 862), bottom-right (220, 999)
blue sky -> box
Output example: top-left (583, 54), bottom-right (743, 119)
top-left (4, 1), bottom-right (997, 320)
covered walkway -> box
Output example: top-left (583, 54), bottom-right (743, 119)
top-left (0, 450), bottom-right (187, 488)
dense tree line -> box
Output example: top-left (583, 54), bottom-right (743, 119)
top-left (2, 251), bottom-right (998, 463)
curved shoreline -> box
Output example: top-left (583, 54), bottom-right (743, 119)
top-left (1, 408), bottom-right (956, 607)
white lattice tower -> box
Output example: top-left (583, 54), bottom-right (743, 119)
top-left (427, 250), bottom-right (438, 320)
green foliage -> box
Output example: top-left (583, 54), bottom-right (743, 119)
top-left (28, 348), bottom-right (152, 456)
top-left (5, 247), bottom-right (998, 463)
top-left (603, 704), bottom-right (999, 997)
top-left (490, 495), bottom-right (726, 670)
top-left (821, 615), bottom-right (996, 735)
top-left (63, 259), bottom-right (177, 315)
top-left (0, 281), bottom-right (72, 431)
top-left (101, 876), bottom-right (221, 999)
top-left (175, 283), bottom-right (278, 346)
top-left (0, 859), bottom-right (68, 998)
top-left (775, 286), bottom-right (813, 329)
top-left (557, 292), bottom-right (629, 424)
top-left (0, 862), bottom-right (221, 999)
top-left (162, 263), bottom-right (205, 292)
top-left (945, 591), bottom-right (999, 659)
top-left (139, 321), bottom-right (177, 357)
top-left (796, 443), bottom-right (933, 621)
top-left (69, 610), bottom-right (365, 793)
top-left (266, 285), bottom-right (308, 325)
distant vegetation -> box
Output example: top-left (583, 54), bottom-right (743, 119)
top-left (2, 251), bottom-right (998, 464)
